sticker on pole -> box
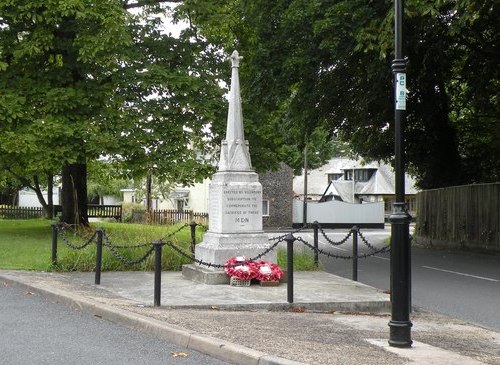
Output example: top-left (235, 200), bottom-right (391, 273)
top-left (396, 73), bottom-right (406, 110)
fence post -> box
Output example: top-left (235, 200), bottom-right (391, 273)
top-left (153, 240), bottom-right (163, 307)
top-left (95, 228), bottom-right (104, 285)
top-left (284, 233), bottom-right (296, 304)
top-left (313, 221), bottom-right (319, 267)
top-left (189, 221), bottom-right (197, 255)
top-left (351, 226), bottom-right (359, 281)
top-left (51, 222), bottom-right (58, 267)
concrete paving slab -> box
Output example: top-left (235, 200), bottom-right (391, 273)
top-left (67, 270), bottom-right (391, 312)
top-left (367, 339), bottom-right (491, 365)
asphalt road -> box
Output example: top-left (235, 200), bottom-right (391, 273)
top-left (293, 227), bottom-right (500, 331)
top-left (0, 282), bottom-right (230, 365)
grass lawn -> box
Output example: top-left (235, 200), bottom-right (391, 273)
top-left (0, 219), bottom-right (200, 271)
top-left (0, 219), bottom-right (317, 272)
top-left (0, 219), bottom-right (53, 270)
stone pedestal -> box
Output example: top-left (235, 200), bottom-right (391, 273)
top-left (183, 171), bottom-right (276, 284)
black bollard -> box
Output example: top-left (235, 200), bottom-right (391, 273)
top-left (153, 240), bottom-right (163, 307)
top-left (95, 228), bottom-right (103, 285)
top-left (351, 226), bottom-right (359, 281)
top-left (284, 233), bottom-right (296, 304)
top-left (51, 222), bottom-right (58, 267)
top-left (189, 221), bottom-right (197, 255)
top-left (313, 221), bottom-right (319, 267)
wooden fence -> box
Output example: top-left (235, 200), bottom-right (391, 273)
top-left (132, 209), bottom-right (208, 226)
top-left (414, 183), bottom-right (500, 251)
top-left (53, 204), bottom-right (122, 221)
top-left (88, 205), bottom-right (122, 221)
top-left (0, 206), bottom-right (45, 219)
top-left (0, 204), bottom-right (207, 226)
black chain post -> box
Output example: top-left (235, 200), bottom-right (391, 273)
top-left (95, 228), bottom-right (103, 285)
top-left (189, 221), bottom-right (197, 255)
top-left (313, 221), bottom-right (319, 267)
top-left (153, 240), bottom-right (163, 307)
top-left (284, 233), bottom-right (296, 304)
top-left (51, 222), bottom-right (58, 267)
top-left (351, 226), bottom-right (359, 281)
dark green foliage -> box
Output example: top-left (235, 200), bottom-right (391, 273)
top-left (0, 1), bottom-right (226, 223)
top-left (181, 0), bottom-right (500, 187)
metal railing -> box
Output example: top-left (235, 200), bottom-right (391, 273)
top-left (50, 221), bottom-right (389, 307)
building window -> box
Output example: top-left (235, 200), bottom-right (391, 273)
top-left (262, 200), bottom-right (270, 217)
top-left (345, 169), bottom-right (374, 182)
top-left (345, 170), bottom-right (353, 181)
top-left (327, 173), bottom-right (342, 183)
top-left (354, 169), bottom-right (374, 182)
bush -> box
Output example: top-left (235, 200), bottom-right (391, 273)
top-left (121, 202), bottom-right (145, 223)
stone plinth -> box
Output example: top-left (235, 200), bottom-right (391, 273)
top-left (192, 170), bottom-right (276, 275)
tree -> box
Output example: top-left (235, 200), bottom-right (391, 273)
top-left (173, 0), bottom-right (338, 173)
top-left (0, 0), bottom-right (226, 224)
top-left (181, 0), bottom-right (500, 188)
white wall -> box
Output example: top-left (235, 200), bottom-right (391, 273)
top-left (293, 199), bottom-right (384, 225)
top-left (18, 189), bottom-right (59, 207)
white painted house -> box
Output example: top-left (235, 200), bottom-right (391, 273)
top-left (294, 157), bottom-right (418, 216)
top-left (120, 178), bottom-right (210, 213)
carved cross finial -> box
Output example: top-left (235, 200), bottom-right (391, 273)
top-left (230, 50), bottom-right (242, 68)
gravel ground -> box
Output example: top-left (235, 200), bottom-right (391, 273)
top-left (129, 306), bottom-right (500, 365)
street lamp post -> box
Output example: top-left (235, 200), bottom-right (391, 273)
top-left (389, 0), bottom-right (413, 347)
top-left (303, 143), bottom-right (308, 227)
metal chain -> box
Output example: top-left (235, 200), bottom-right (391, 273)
top-left (100, 224), bottom-right (189, 250)
top-left (105, 244), bottom-right (155, 265)
top-left (59, 226), bottom-right (97, 250)
top-left (158, 223), bottom-right (191, 241)
top-left (317, 225), bottom-right (353, 246)
top-left (268, 226), bottom-right (307, 242)
top-left (295, 236), bottom-right (390, 260)
top-left (102, 231), bottom-right (152, 249)
top-left (196, 223), bottom-right (209, 231)
top-left (357, 230), bottom-right (380, 251)
top-left (163, 237), bottom-right (283, 269)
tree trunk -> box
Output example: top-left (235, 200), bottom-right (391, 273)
top-left (46, 174), bottom-right (54, 219)
top-left (32, 175), bottom-right (50, 218)
top-left (61, 163), bottom-right (88, 226)
top-left (146, 169), bottom-right (152, 224)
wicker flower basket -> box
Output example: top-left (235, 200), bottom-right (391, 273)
top-left (230, 277), bottom-right (251, 287)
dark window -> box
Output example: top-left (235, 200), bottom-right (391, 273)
top-left (328, 173), bottom-right (342, 183)
top-left (345, 169), bottom-right (375, 181)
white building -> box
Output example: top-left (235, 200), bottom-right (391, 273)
top-left (120, 178), bottom-right (210, 212)
top-left (294, 157), bottom-right (418, 215)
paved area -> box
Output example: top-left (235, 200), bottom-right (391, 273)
top-left (1, 269), bottom-right (499, 365)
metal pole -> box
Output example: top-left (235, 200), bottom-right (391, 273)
top-left (302, 144), bottom-right (308, 226)
top-left (284, 233), bottom-right (295, 304)
top-left (389, 0), bottom-right (412, 348)
top-left (153, 240), bottom-right (163, 307)
top-left (189, 221), bottom-right (197, 255)
top-left (313, 221), bottom-right (319, 267)
top-left (51, 222), bottom-right (58, 267)
top-left (95, 228), bottom-right (103, 285)
top-left (352, 226), bottom-right (358, 281)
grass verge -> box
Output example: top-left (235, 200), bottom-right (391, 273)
top-left (0, 219), bottom-right (318, 272)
